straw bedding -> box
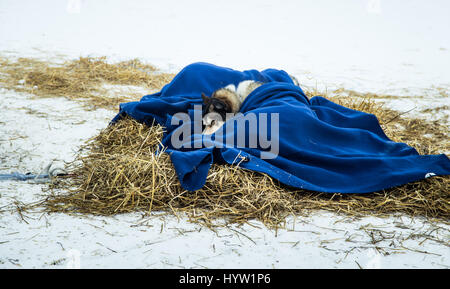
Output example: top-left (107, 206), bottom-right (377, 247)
top-left (46, 101), bottom-right (449, 228)
top-left (0, 56), bottom-right (174, 109)
top-left (1, 56), bottom-right (448, 227)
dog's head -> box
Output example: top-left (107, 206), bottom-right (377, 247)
top-left (201, 92), bottom-right (232, 121)
top-left (201, 91), bottom-right (234, 135)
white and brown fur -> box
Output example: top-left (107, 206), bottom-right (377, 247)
top-left (202, 80), bottom-right (263, 135)
top-left (202, 75), bottom-right (299, 135)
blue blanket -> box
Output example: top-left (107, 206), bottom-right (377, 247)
top-left (112, 62), bottom-right (450, 193)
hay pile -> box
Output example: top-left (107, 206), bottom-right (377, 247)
top-left (1, 56), bottom-right (447, 227)
top-left (0, 56), bottom-right (174, 109)
top-left (46, 99), bottom-right (450, 227)
top-left (46, 117), bottom-right (298, 227)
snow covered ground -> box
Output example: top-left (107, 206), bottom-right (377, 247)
top-left (0, 0), bottom-right (449, 269)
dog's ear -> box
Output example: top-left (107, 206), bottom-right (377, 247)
top-left (201, 93), bottom-right (209, 104)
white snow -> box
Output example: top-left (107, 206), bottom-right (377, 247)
top-left (0, 0), bottom-right (449, 269)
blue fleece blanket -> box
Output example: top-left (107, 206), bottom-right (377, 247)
top-left (112, 62), bottom-right (450, 193)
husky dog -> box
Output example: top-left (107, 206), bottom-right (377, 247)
top-left (202, 80), bottom-right (263, 135)
top-left (201, 75), bottom-right (300, 135)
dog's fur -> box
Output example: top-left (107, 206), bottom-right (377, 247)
top-left (202, 84), bottom-right (239, 118)
top-left (236, 80), bottom-right (263, 102)
top-left (202, 81), bottom-right (263, 135)
top-left (201, 75), bottom-right (299, 135)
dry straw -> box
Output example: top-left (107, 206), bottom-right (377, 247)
top-left (0, 56), bottom-right (174, 109)
top-left (45, 96), bottom-right (449, 228)
top-left (1, 56), bottom-right (448, 227)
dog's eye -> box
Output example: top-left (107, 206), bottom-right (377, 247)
top-left (211, 120), bottom-right (216, 126)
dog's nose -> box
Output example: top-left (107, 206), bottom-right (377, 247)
top-left (202, 125), bottom-right (214, 135)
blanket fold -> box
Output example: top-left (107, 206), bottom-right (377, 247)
top-left (112, 62), bottom-right (450, 193)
